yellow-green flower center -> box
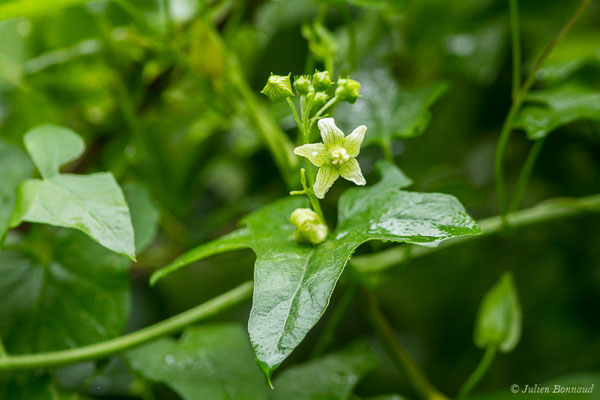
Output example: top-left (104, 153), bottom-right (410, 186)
top-left (331, 148), bottom-right (350, 165)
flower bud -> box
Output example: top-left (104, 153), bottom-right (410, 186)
top-left (307, 90), bottom-right (330, 108)
top-left (261, 73), bottom-right (294, 103)
top-left (312, 70), bottom-right (332, 92)
top-left (290, 208), bottom-right (328, 245)
top-left (335, 78), bottom-right (360, 103)
top-left (294, 75), bottom-right (312, 95)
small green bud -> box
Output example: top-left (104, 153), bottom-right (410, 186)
top-left (307, 90), bottom-right (330, 108)
top-left (335, 78), bottom-right (360, 103)
top-left (290, 208), bottom-right (328, 245)
top-left (294, 75), bottom-right (312, 95)
top-left (261, 73), bottom-right (294, 103)
top-left (312, 70), bottom-right (332, 91)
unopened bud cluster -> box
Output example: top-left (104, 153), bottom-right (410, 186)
top-left (260, 70), bottom-right (360, 104)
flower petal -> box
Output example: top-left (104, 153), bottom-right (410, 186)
top-left (339, 158), bottom-right (366, 186)
top-left (294, 143), bottom-right (329, 167)
top-left (313, 165), bottom-right (339, 199)
top-left (318, 118), bottom-right (345, 147)
top-left (343, 125), bottom-right (367, 157)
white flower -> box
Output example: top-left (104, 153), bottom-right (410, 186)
top-left (294, 118), bottom-right (367, 199)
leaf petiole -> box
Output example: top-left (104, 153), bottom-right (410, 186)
top-left (308, 95), bottom-right (338, 133)
top-left (457, 346), bottom-right (497, 399)
top-left (295, 168), bottom-right (326, 224)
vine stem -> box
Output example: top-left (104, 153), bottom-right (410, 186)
top-left (0, 194), bottom-right (598, 371)
top-left (495, 0), bottom-right (591, 226)
top-left (509, 0), bottom-right (521, 101)
top-left (0, 281), bottom-right (253, 371)
top-left (362, 288), bottom-right (448, 400)
top-left (457, 346), bottom-right (497, 399)
top-left (509, 137), bottom-right (546, 212)
top-left (0, 336), bottom-right (7, 358)
top-left (351, 193), bottom-right (600, 273)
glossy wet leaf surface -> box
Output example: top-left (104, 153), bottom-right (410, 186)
top-left (514, 84), bottom-right (600, 140)
top-left (335, 67), bottom-right (448, 148)
top-left (152, 161), bottom-right (480, 378)
top-left (10, 125), bottom-right (136, 260)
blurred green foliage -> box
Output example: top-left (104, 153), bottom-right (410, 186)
top-left (0, 0), bottom-right (599, 399)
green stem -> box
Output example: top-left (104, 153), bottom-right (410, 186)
top-left (362, 288), bottom-right (448, 400)
top-left (287, 97), bottom-right (304, 135)
top-left (0, 281), bottom-right (253, 371)
top-left (0, 336), bottom-right (7, 358)
top-left (508, 137), bottom-right (546, 212)
top-left (308, 96), bottom-right (339, 133)
top-left (4, 192), bottom-right (598, 372)
top-left (519, 0), bottom-right (592, 97)
top-left (383, 139), bottom-right (394, 162)
top-left (457, 346), bottom-right (497, 399)
top-left (494, 103), bottom-right (521, 227)
top-left (297, 169), bottom-right (326, 223)
top-left (495, 0), bottom-right (591, 227)
top-left (351, 193), bottom-right (600, 274)
top-left (509, 0), bottom-right (521, 101)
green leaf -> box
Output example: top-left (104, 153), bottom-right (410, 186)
top-left (335, 67), bottom-right (448, 148)
top-left (514, 84), bottom-right (600, 140)
top-left (0, 140), bottom-right (32, 246)
top-left (536, 35), bottom-right (600, 83)
top-left (0, 231), bottom-right (130, 354)
top-left (271, 342), bottom-right (377, 400)
top-left (152, 161), bottom-right (480, 378)
top-left (11, 125), bottom-right (136, 260)
top-left (123, 182), bottom-right (160, 253)
top-left (23, 125), bottom-right (84, 179)
top-left (127, 323), bottom-right (270, 400)
top-left (474, 272), bottom-right (522, 352)
top-left (468, 373), bottom-right (600, 400)
top-left (0, 0), bottom-right (96, 21)
top-left (127, 323), bottom-right (376, 400)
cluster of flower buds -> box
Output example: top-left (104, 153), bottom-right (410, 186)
top-left (290, 208), bottom-right (328, 245)
top-left (261, 71), bottom-right (360, 104)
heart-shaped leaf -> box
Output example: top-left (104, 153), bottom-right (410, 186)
top-left (151, 162), bottom-right (480, 379)
top-left (0, 231), bottom-right (130, 354)
top-left (10, 125), bottom-right (136, 260)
